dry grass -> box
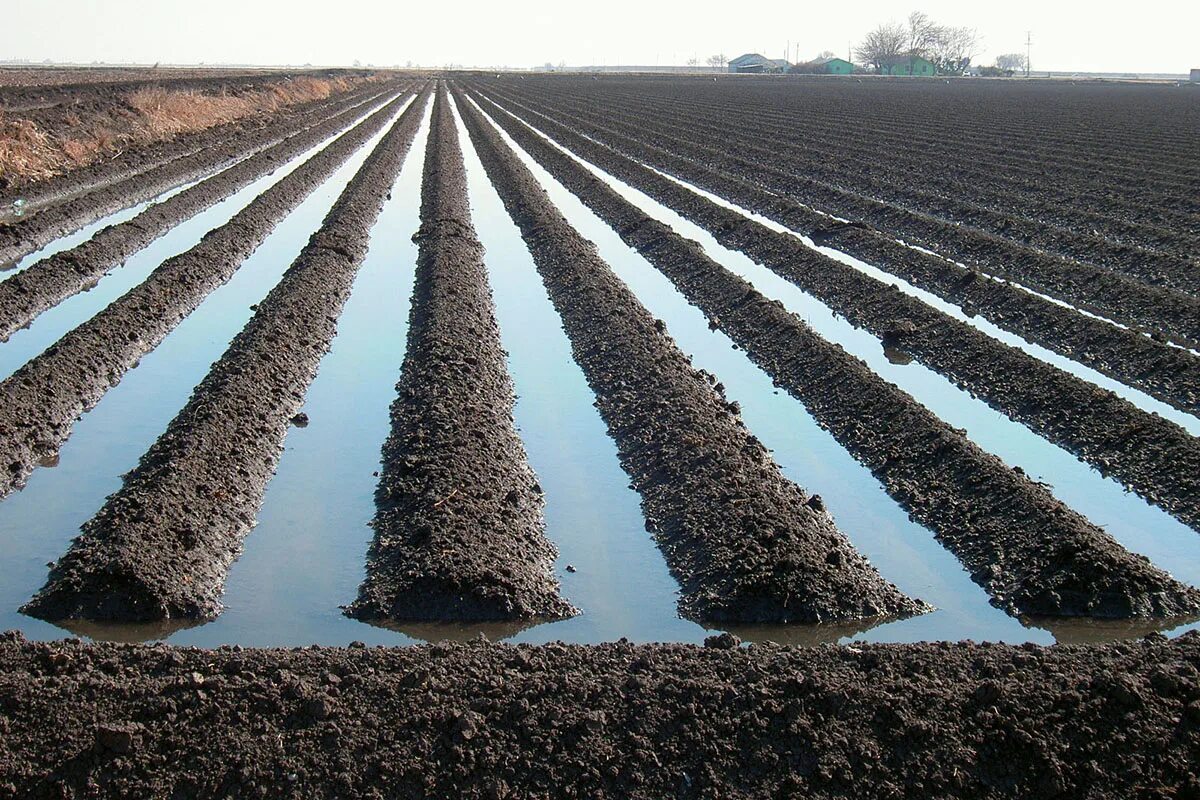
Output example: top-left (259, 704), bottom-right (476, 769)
top-left (0, 75), bottom-right (366, 190)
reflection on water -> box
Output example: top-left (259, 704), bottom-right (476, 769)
top-left (366, 618), bottom-right (543, 645)
top-left (0, 92), bottom-right (1197, 649)
top-left (1024, 614), bottom-right (1200, 645)
top-left (49, 617), bottom-right (205, 644)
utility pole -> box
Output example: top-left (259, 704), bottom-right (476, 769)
top-left (1025, 31), bottom-right (1033, 77)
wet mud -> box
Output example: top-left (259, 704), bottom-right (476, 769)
top-left (20, 88), bottom-right (429, 622)
top-left (347, 87), bottom-right (575, 623)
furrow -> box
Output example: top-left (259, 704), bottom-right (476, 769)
top-left (0, 88), bottom-right (405, 341)
top-left (479, 87), bottom-right (1200, 417)
top-left (21, 86), bottom-right (429, 623)
top-left (0, 79), bottom-right (405, 267)
top-left (472, 89), bottom-right (1200, 533)
top-left (454, 85), bottom-right (927, 626)
top-left (347, 86), bottom-right (575, 623)
top-left (0, 90), bottom-right (419, 504)
top-left (0, 78), bottom-right (387, 220)
top-left (468, 85), bottom-right (1200, 621)
top-left (489, 85), bottom-right (1200, 347)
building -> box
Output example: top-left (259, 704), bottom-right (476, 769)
top-left (813, 56), bottom-right (855, 75)
top-left (882, 55), bottom-right (937, 76)
top-left (1191, 68), bottom-right (1200, 82)
top-left (728, 54), bottom-right (790, 74)
top-left (728, 53), bottom-right (771, 73)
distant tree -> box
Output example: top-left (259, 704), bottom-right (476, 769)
top-left (905, 11), bottom-right (943, 60)
top-left (931, 26), bottom-right (980, 75)
top-left (995, 53), bottom-right (1028, 72)
top-left (706, 53), bottom-right (727, 70)
top-left (855, 21), bottom-right (907, 73)
top-left (686, 56), bottom-right (700, 67)
top-left (816, 50), bottom-right (838, 60)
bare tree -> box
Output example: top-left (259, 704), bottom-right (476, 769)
top-left (686, 56), bottom-right (700, 67)
top-left (706, 53), bottom-right (728, 70)
top-left (995, 53), bottom-right (1028, 72)
top-left (931, 26), bottom-right (980, 74)
top-left (855, 21), bottom-right (907, 73)
top-left (816, 50), bottom-right (838, 60)
top-left (906, 11), bottom-right (944, 59)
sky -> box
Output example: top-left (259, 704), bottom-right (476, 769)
top-left (3, 0), bottom-right (1197, 74)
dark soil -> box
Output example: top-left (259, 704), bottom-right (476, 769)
top-left (0, 85), bottom-right (405, 342)
top-left (0, 69), bottom-right (380, 205)
top-left (476, 78), bottom-right (1200, 348)
top-left (468, 86), bottom-right (1200, 621)
top-left (0, 78), bottom-right (397, 267)
top-left (1, 630), bottom-right (1198, 798)
top-left (347, 87), bottom-right (575, 622)
top-left (479, 87), bottom-right (1200, 416)
top-left (468, 88), bottom-right (1200, 534)
top-left (0, 92), bottom-right (414, 503)
top-left (455, 87), bottom-right (926, 626)
top-left (19, 87), bottom-right (430, 623)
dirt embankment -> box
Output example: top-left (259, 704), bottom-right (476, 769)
top-left (0, 91), bottom-right (415, 503)
top-left (348, 87), bottom-right (574, 623)
top-left (471, 89), bottom-right (1200, 535)
top-left (454, 87), bottom-right (925, 626)
top-left (0, 71), bottom-right (380, 193)
top-left (0, 631), bottom-right (1198, 798)
top-left (0, 86), bottom-right (404, 342)
top-left (0, 79), bottom-right (401, 268)
top-left (19, 88), bottom-right (430, 623)
top-left (466, 88), bottom-right (1200, 622)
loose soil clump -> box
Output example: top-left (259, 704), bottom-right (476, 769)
top-left (455, 88), bottom-right (926, 625)
top-left (0, 630), bottom-right (1197, 798)
top-left (20, 87), bottom-right (430, 623)
top-left (347, 87), bottom-right (575, 623)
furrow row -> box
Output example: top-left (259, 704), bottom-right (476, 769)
top-left (466, 85), bottom-right (1200, 621)
top-left (0, 86), bottom-right (405, 341)
top-left (21, 86), bottom-right (428, 623)
top-left (0, 78), bottom-right (404, 267)
top-left (347, 87), bottom-right (574, 623)
top-left (455, 86), bottom-right (926, 625)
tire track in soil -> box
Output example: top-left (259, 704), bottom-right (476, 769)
top-left (0, 87), bottom-right (406, 342)
top-left (488, 84), bottom-right (1200, 348)
top-left (346, 87), bottom-right (575, 623)
top-left (466, 88), bottom-right (1200, 621)
top-left (0, 80), bottom-right (405, 268)
top-left (454, 86), bottom-right (927, 626)
top-left (0, 91), bottom-right (416, 502)
top-left (17, 86), bottom-right (430, 623)
top-left (471, 89), bottom-right (1200, 536)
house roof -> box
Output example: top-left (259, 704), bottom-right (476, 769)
top-left (729, 53), bottom-right (769, 66)
top-left (813, 57), bottom-right (851, 65)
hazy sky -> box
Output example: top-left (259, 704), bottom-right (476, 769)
top-left (4, 0), bottom-right (1197, 73)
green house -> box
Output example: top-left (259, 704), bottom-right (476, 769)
top-left (814, 57), bottom-right (855, 75)
top-left (882, 55), bottom-right (937, 76)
